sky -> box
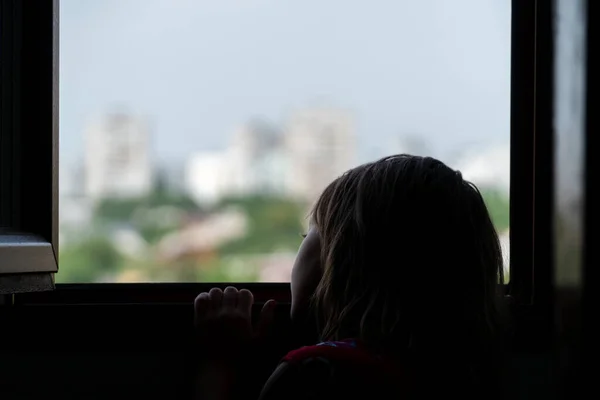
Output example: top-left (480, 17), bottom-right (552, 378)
top-left (60, 0), bottom-right (511, 167)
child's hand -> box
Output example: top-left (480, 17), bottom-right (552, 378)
top-left (194, 286), bottom-right (276, 360)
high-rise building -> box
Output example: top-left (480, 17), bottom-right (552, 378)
top-left (284, 108), bottom-right (355, 203)
top-left (59, 160), bottom-right (85, 197)
top-left (84, 112), bottom-right (153, 200)
top-left (59, 160), bottom-right (92, 235)
top-left (227, 120), bottom-right (285, 196)
top-left (185, 151), bottom-right (230, 205)
top-left (186, 121), bottom-right (286, 205)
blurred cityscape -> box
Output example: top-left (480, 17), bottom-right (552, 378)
top-left (58, 107), bottom-right (510, 283)
top-left (58, 0), bottom-right (510, 283)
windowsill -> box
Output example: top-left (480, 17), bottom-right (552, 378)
top-left (0, 233), bottom-right (58, 294)
top-left (0, 233), bottom-right (58, 275)
top-left (11, 282), bottom-right (292, 305)
top-left (10, 282), bottom-right (513, 306)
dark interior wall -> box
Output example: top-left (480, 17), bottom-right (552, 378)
top-left (0, 297), bottom-right (554, 400)
top-left (1, 304), bottom-right (197, 400)
top-left (1, 302), bottom-right (299, 400)
top-left (3, 352), bottom-right (191, 399)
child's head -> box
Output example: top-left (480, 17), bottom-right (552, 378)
top-left (291, 154), bottom-right (504, 354)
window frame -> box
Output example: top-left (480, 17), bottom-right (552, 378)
top-left (0, 0), bottom-right (59, 295)
top-left (2, 0), bottom-right (550, 311)
top-left (506, 0), bottom-right (555, 353)
top-left (509, 0), bottom-right (555, 308)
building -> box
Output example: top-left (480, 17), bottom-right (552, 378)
top-left (186, 120), bottom-right (287, 205)
top-left (58, 161), bottom-right (93, 243)
top-left (227, 120), bottom-right (285, 197)
top-left (283, 108), bottom-right (355, 203)
top-left (186, 111), bottom-right (355, 205)
top-left (156, 208), bottom-right (248, 262)
top-left (59, 161), bottom-right (85, 197)
top-left (185, 151), bottom-right (231, 206)
top-left (84, 112), bottom-right (153, 200)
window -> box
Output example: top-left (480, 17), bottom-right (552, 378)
top-left (57, 0), bottom-right (511, 283)
top-left (4, 1), bottom-right (548, 308)
top-left (58, 0), bottom-right (511, 284)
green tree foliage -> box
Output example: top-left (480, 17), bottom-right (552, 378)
top-left (57, 187), bottom-right (510, 283)
top-left (95, 193), bottom-right (198, 222)
top-left (57, 236), bottom-right (122, 282)
top-left (217, 196), bottom-right (306, 255)
top-left (480, 188), bottom-right (510, 232)
top-left (93, 189), bottom-right (199, 244)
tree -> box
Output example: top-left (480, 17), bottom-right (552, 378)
top-left (57, 237), bottom-right (123, 283)
top-left (217, 196), bottom-right (306, 255)
top-left (480, 188), bottom-right (510, 233)
top-left (93, 188), bottom-right (201, 244)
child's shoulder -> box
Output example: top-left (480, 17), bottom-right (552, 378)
top-left (282, 338), bottom-right (402, 374)
top-left (259, 340), bottom-right (405, 400)
top-left (282, 339), bottom-right (369, 364)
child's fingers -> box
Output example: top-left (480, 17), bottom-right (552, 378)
top-left (237, 289), bottom-right (254, 315)
top-left (255, 299), bottom-right (277, 340)
top-left (194, 292), bottom-right (210, 325)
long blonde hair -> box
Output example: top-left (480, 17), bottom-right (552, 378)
top-left (311, 154), bottom-right (506, 395)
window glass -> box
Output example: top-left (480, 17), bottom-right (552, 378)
top-left (59, 0), bottom-right (511, 283)
top-left (554, 0), bottom-right (586, 287)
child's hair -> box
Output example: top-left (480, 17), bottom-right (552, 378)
top-left (310, 154), bottom-right (506, 393)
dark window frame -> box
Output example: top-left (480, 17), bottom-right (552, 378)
top-left (2, 0), bottom-right (551, 312)
top-left (0, 0), bottom-right (59, 295)
top-left (509, 0), bottom-right (554, 309)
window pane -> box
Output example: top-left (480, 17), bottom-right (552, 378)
top-left (59, 0), bottom-right (511, 283)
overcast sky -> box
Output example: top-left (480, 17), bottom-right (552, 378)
top-left (60, 0), bottom-right (511, 167)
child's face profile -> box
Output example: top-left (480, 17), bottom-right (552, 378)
top-left (290, 226), bottom-right (322, 321)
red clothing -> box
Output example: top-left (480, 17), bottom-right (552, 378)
top-left (259, 339), bottom-right (408, 399)
top-left (282, 339), bottom-right (405, 388)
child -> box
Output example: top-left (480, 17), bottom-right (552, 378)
top-left (194, 154), bottom-right (507, 400)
